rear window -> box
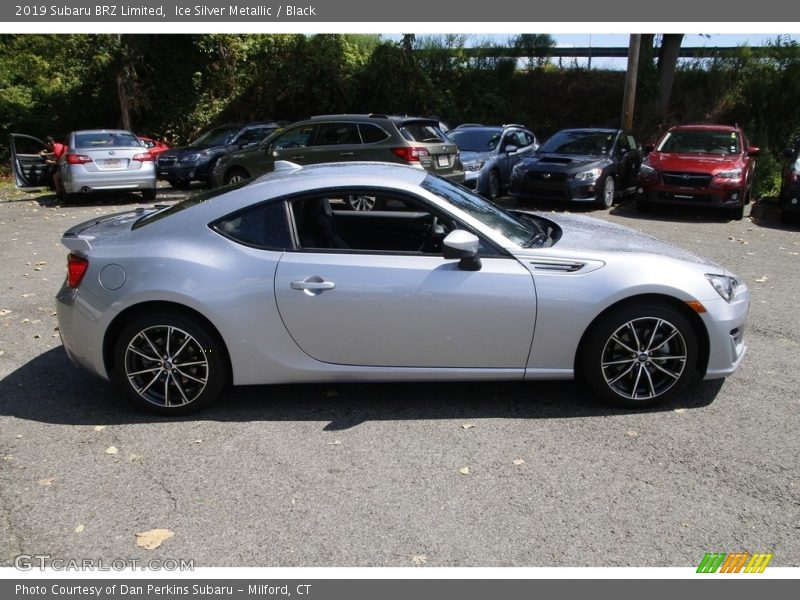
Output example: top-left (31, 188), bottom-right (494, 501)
top-left (399, 123), bottom-right (448, 143)
top-left (75, 132), bottom-right (142, 149)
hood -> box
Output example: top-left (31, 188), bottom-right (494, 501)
top-left (517, 210), bottom-right (721, 268)
top-left (522, 154), bottom-right (608, 174)
top-left (161, 143), bottom-right (227, 157)
top-left (459, 150), bottom-right (493, 165)
top-left (647, 151), bottom-right (742, 173)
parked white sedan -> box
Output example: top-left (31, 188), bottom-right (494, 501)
top-left (56, 161), bottom-right (749, 414)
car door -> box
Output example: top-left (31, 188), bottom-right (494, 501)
top-left (9, 134), bottom-right (51, 189)
top-left (614, 132), bottom-right (641, 194)
top-left (269, 123), bottom-right (320, 164)
top-left (309, 121), bottom-right (363, 164)
top-left (273, 191), bottom-right (537, 369)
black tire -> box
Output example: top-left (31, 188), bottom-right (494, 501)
top-left (485, 170), bottom-right (501, 201)
top-left (223, 168), bottom-right (250, 187)
top-left (113, 311), bottom-right (228, 415)
top-left (596, 174), bottom-right (615, 209)
top-left (578, 302), bottom-right (699, 408)
top-left (141, 188), bottom-right (156, 201)
top-left (167, 178), bottom-right (192, 189)
top-left (730, 201), bottom-right (745, 221)
top-left (345, 194), bottom-right (385, 211)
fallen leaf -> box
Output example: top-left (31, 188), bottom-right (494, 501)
top-left (94, 425), bottom-right (106, 431)
top-left (194, 439), bottom-right (203, 444)
top-left (135, 528), bottom-right (174, 550)
top-left (75, 524), bottom-right (85, 533)
top-left (411, 555), bottom-right (427, 565)
top-left (461, 423), bottom-right (475, 430)
top-left (105, 446), bottom-right (118, 455)
top-left (512, 458), bottom-right (525, 465)
top-left (626, 430), bottom-right (639, 438)
top-left (128, 454), bottom-right (141, 461)
top-left (328, 440), bottom-right (342, 445)
top-left (673, 408), bottom-right (688, 414)
top-left (38, 478), bottom-right (54, 486)
top-left (754, 276), bottom-right (768, 283)
top-left (459, 466), bottom-right (471, 475)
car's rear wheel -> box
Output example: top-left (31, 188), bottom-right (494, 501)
top-left (224, 168), bottom-right (250, 186)
top-left (345, 195), bottom-right (385, 211)
top-left (113, 312), bottom-right (227, 415)
top-left (596, 175), bottom-right (615, 209)
top-left (486, 170), bottom-right (501, 201)
top-left (579, 302), bottom-right (698, 408)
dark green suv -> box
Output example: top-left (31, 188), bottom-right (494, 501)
top-left (211, 114), bottom-right (465, 209)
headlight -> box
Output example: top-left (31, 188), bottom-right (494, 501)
top-left (180, 153), bottom-right (199, 163)
top-left (575, 168), bottom-right (602, 181)
top-left (706, 273), bottom-right (739, 302)
top-left (464, 160), bottom-right (485, 172)
top-left (716, 168), bottom-right (743, 180)
top-left (639, 164), bottom-right (657, 176)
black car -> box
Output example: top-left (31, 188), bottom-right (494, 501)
top-left (780, 142), bottom-right (800, 222)
top-left (508, 128), bottom-right (642, 209)
top-left (156, 121), bottom-right (281, 188)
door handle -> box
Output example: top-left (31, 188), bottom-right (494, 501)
top-left (291, 278), bottom-right (335, 292)
top-left (339, 152), bottom-right (355, 157)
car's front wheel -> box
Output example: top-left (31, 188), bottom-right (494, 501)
top-left (596, 175), bottom-right (615, 209)
top-left (579, 302), bottom-right (699, 408)
top-left (224, 168), bottom-right (250, 186)
top-left (113, 312), bottom-right (228, 415)
top-left (485, 170), bottom-right (501, 201)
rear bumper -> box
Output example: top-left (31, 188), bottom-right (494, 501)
top-left (56, 282), bottom-right (112, 381)
top-left (64, 166), bottom-right (156, 194)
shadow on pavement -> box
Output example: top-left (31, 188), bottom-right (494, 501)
top-left (0, 347), bottom-right (723, 429)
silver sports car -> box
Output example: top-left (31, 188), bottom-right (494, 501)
top-left (56, 162), bottom-right (749, 415)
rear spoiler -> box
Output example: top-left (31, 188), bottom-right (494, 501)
top-left (61, 232), bottom-right (92, 253)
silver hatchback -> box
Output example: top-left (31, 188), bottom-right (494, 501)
top-left (60, 130), bottom-right (157, 200)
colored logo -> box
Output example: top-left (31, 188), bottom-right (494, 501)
top-left (697, 552), bottom-right (773, 573)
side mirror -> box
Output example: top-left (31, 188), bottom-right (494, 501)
top-left (747, 146), bottom-right (760, 157)
top-left (443, 230), bottom-right (482, 271)
top-left (504, 144), bottom-right (518, 154)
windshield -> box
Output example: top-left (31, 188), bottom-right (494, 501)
top-left (657, 130), bottom-right (741, 155)
top-left (448, 129), bottom-right (502, 152)
top-left (191, 126), bottom-right (241, 147)
top-left (540, 130), bottom-right (615, 156)
top-left (421, 175), bottom-right (545, 247)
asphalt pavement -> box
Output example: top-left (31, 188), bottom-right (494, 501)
top-left (0, 185), bottom-right (798, 568)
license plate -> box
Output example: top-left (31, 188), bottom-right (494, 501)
top-left (437, 154), bottom-right (449, 168)
top-left (102, 159), bottom-right (122, 168)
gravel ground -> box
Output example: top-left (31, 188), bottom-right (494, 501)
top-left (0, 183), bottom-right (798, 568)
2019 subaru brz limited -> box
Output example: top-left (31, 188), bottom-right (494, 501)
top-left (56, 161), bottom-right (749, 414)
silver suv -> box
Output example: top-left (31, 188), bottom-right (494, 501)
top-left (211, 114), bottom-right (465, 209)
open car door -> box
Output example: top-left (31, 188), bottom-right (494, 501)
top-left (9, 134), bottom-right (52, 189)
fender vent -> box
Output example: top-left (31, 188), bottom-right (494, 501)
top-left (529, 259), bottom-right (586, 272)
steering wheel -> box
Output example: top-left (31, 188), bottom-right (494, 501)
top-left (422, 215), bottom-right (447, 253)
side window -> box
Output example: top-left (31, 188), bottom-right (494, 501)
top-left (288, 191), bottom-right (500, 256)
top-left (212, 201), bottom-right (291, 250)
top-left (272, 125), bottom-right (316, 150)
top-left (236, 128), bottom-right (266, 146)
top-left (313, 123), bottom-right (361, 146)
top-left (520, 131), bottom-right (536, 147)
top-left (359, 123), bottom-right (390, 144)
top-left (626, 135), bottom-right (638, 151)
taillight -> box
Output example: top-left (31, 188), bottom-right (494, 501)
top-left (67, 254), bottom-right (88, 288)
top-left (133, 152), bottom-right (155, 161)
top-left (66, 153), bottom-right (93, 165)
top-left (391, 146), bottom-right (430, 163)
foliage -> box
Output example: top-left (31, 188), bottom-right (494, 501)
top-left (2, 33), bottom-right (800, 196)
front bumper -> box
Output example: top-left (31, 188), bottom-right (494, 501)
top-left (701, 287), bottom-right (750, 379)
top-left (637, 177), bottom-right (744, 208)
top-left (508, 173), bottom-right (598, 202)
top-left (157, 161), bottom-right (213, 182)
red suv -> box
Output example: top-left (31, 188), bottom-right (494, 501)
top-left (636, 124), bottom-right (759, 220)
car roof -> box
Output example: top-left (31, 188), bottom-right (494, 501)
top-left (555, 128), bottom-right (619, 134)
top-left (307, 114), bottom-right (440, 126)
top-left (72, 129), bottom-right (135, 135)
top-left (668, 124), bottom-right (739, 132)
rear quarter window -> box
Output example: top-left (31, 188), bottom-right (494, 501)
top-left (211, 201), bottom-right (291, 250)
top-left (359, 123), bottom-right (390, 144)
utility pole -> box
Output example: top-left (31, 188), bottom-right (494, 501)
top-left (621, 34), bottom-right (641, 130)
